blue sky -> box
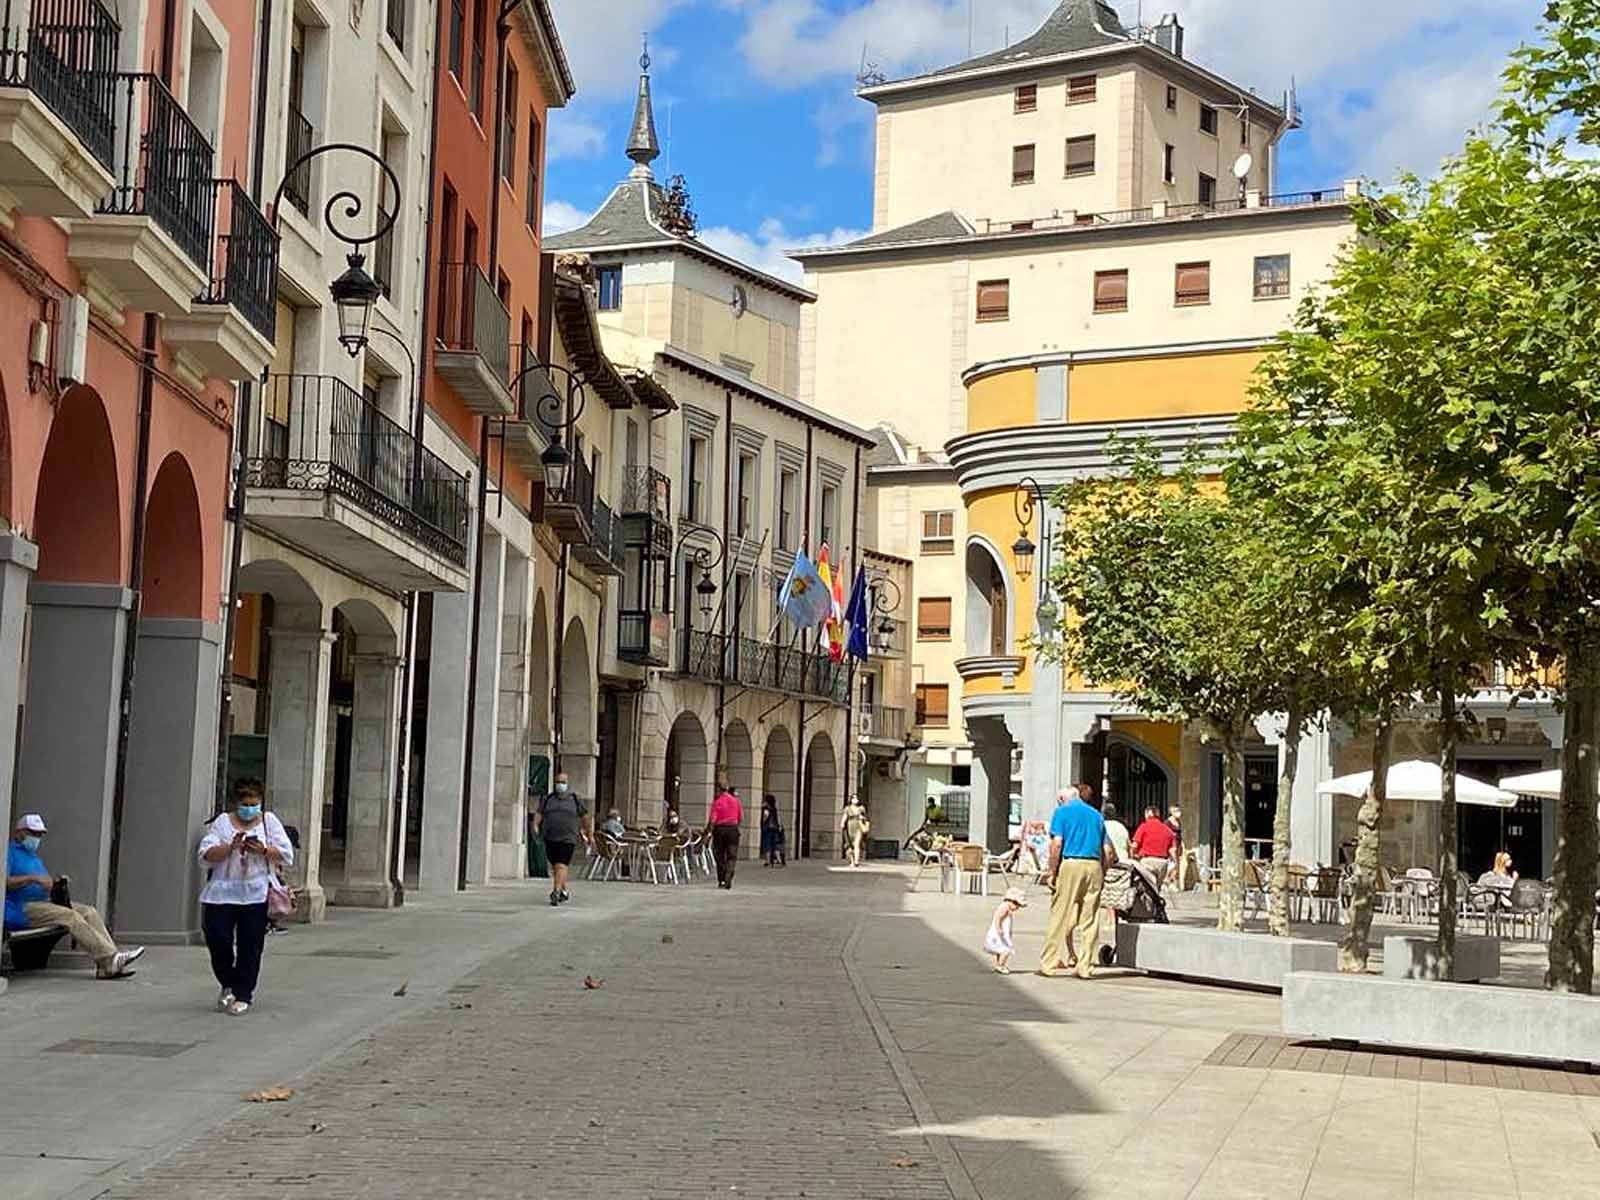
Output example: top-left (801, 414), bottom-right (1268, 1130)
top-left (543, 1), bottom-right (1543, 281)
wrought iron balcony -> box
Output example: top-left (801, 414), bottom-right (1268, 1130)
top-left (862, 705), bottom-right (907, 743)
top-left (435, 260), bottom-right (513, 415)
top-left (571, 494), bottom-right (624, 577)
top-left (677, 629), bottom-right (850, 705)
top-left (196, 179), bottom-right (277, 339)
top-left (246, 374), bottom-right (471, 588)
top-left (621, 465), bottom-right (672, 521)
top-left (0, 0), bottom-right (120, 184)
top-left (283, 100), bottom-right (313, 217)
top-left (545, 449), bottom-right (593, 542)
top-left (619, 608), bottom-right (672, 668)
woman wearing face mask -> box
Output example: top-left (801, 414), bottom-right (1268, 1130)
top-left (197, 778), bottom-right (293, 1015)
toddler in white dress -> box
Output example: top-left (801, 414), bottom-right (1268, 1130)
top-left (984, 886), bottom-right (1028, 973)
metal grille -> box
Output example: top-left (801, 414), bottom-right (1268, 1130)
top-left (437, 261), bottom-right (510, 385)
top-left (0, 0), bottom-right (120, 170)
top-left (197, 179), bottom-right (278, 340)
top-left (283, 100), bottom-right (313, 216)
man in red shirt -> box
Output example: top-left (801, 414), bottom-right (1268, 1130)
top-left (707, 776), bottom-right (745, 890)
top-left (1130, 807), bottom-right (1178, 885)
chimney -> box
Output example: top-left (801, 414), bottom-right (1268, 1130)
top-left (1154, 13), bottom-right (1184, 58)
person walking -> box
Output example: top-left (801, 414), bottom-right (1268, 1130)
top-left (1131, 806), bottom-right (1177, 886)
top-left (759, 795), bottom-right (786, 867)
top-left (708, 777), bottom-right (744, 889)
top-left (1038, 786), bottom-right (1112, 979)
top-left (984, 887), bottom-right (1027, 973)
top-left (534, 770), bottom-right (591, 907)
top-left (197, 779), bottom-right (294, 1015)
top-left (6, 813), bottom-right (144, 980)
top-left (1102, 802), bottom-right (1131, 865)
top-left (840, 797), bottom-right (868, 867)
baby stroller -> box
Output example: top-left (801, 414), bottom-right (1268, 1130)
top-left (1097, 860), bottom-right (1169, 966)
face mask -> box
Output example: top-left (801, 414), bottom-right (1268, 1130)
top-left (20, 835), bottom-right (40, 853)
top-left (237, 804), bottom-right (262, 822)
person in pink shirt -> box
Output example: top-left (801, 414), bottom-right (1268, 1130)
top-left (707, 776), bottom-right (744, 890)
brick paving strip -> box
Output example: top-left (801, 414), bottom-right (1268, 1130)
top-left (1205, 1031), bottom-right (1600, 1094)
top-left (94, 870), bottom-right (956, 1200)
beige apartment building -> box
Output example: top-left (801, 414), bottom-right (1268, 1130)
top-left (797, 0), bottom-right (1470, 868)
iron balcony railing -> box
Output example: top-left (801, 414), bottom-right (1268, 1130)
top-left (97, 72), bottom-right (216, 272)
top-left (620, 464), bottom-right (671, 523)
top-left (679, 630), bottom-right (849, 704)
top-left (372, 210), bottom-right (395, 300)
top-left (196, 179), bottom-right (277, 340)
top-left (865, 705), bottom-right (907, 742)
top-left (250, 374), bottom-right (470, 566)
top-left (283, 100), bottom-right (313, 216)
top-left (589, 496), bottom-right (625, 573)
top-left (513, 342), bottom-right (560, 433)
top-left (0, 0), bottom-right (119, 170)
top-left (437, 260), bottom-right (510, 384)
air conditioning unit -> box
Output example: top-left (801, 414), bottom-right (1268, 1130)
top-left (857, 710), bottom-right (874, 738)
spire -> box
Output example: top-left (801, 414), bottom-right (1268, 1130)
top-left (626, 35), bottom-right (661, 180)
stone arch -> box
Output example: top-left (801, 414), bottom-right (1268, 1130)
top-left (802, 729), bottom-right (839, 858)
top-left (529, 589), bottom-right (551, 744)
top-left (142, 452), bottom-right (205, 618)
top-left (334, 596), bottom-right (399, 649)
top-left (34, 384), bottom-right (120, 583)
top-left (761, 725), bottom-right (796, 843)
top-left (558, 615), bottom-right (595, 801)
top-left (238, 556), bottom-right (322, 620)
top-left (1104, 732), bottom-right (1174, 820)
top-left (665, 709), bottom-right (712, 827)
top-left (965, 534), bottom-right (1013, 658)
top-left (722, 718), bottom-right (755, 801)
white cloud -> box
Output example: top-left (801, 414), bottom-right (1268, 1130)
top-left (700, 217), bottom-right (870, 283)
top-left (547, 0), bottom-right (690, 98)
top-left (546, 106), bottom-right (609, 162)
top-left (543, 199), bottom-right (593, 236)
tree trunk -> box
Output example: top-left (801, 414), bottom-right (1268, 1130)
top-left (1217, 726), bottom-right (1247, 932)
top-left (1437, 670), bottom-right (1459, 980)
top-left (1269, 705), bottom-right (1304, 937)
top-left (1549, 631), bottom-right (1600, 994)
top-left (1340, 715), bottom-right (1393, 973)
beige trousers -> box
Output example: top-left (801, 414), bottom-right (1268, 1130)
top-left (1038, 858), bottom-right (1104, 977)
top-left (24, 901), bottom-right (118, 964)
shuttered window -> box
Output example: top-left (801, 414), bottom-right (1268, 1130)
top-left (1064, 134), bottom-right (1095, 177)
top-left (976, 279), bottom-right (1010, 322)
top-left (917, 598), bottom-right (952, 641)
top-left (1094, 269), bottom-right (1129, 314)
top-left (1012, 143), bottom-right (1035, 185)
top-left (915, 684), bottom-right (950, 727)
top-left (1067, 74), bottom-right (1096, 104)
top-left (1014, 84), bottom-right (1037, 113)
top-left (1175, 261), bottom-right (1211, 306)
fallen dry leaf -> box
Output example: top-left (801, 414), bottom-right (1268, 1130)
top-left (660, 934), bottom-right (674, 943)
top-left (890, 1157), bottom-right (919, 1169)
top-left (392, 980), bottom-right (408, 997)
top-left (582, 974), bottom-right (604, 990)
top-left (244, 1087), bottom-right (295, 1103)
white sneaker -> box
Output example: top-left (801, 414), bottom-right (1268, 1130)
top-left (217, 988), bottom-right (235, 1011)
top-left (226, 999), bottom-right (251, 1016)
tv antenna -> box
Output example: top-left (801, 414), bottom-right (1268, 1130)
top-left (855, 43), bottom-right (885, 88)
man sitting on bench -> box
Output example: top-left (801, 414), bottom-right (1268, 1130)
top-left (5, 813), bottom-right (143, 979)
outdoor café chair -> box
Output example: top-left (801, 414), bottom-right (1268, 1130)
top-left (955, 843), bottom-right (987, 896)
top-left (643, 834), bottom-right (681, 885)
top-left (1242, 859), bottom-right (1268, 920)
top-left (910, 844), bottom-right (943, 892)
top-left (586, 834), bottom-right (624, 882)
top-left (1507, 879), bottom-right (1548, 941)
top-left (983, 845), bottom-right (1017, 889)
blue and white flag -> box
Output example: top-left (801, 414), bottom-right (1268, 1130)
top-left (844, 568), bottom-right (869, 661)
top-left (777, 549), bottom-right (831, 628)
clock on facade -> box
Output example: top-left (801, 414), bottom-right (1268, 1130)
top-left (730, 284), bottom-right (748, 318)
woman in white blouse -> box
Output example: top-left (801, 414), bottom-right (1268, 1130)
top-left (197, 778), bottom-right (294, 1015)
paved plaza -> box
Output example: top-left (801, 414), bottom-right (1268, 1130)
top-left (2, 863), bottom-right (1598, 1199)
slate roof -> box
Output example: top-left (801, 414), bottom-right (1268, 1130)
top-left (824, 212), bottom-right (973, 252)
top-left (887, 0), bottom-right (1129, 87)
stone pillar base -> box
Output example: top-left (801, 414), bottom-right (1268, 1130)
top-left (332, 881), bottom-right (398, 908)
top-left (293, 881), bottom-right (328, 923)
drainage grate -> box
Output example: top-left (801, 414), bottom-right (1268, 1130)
top-left (46, 1038), bottom-right (194, 1058)
top-left (308, 949), bottom-right (398, 960)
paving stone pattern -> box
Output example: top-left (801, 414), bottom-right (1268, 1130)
top-left (98, 872), bottom-right (954, 1200)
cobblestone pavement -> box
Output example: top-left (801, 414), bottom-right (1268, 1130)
top-left (96, 865), bottom-right (954, 1200)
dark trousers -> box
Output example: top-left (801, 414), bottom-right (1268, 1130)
top-left (712, 824), bottom-right (742, 886)
top-left (203, 901), bottom-right (269, 1003)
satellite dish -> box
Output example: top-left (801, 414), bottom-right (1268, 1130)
top-left (1232, 152), bottom-right (1254, 181)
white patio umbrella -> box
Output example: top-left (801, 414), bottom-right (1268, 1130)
top-left (1499, 769), bottom-right (1564, 800)
top-left (1315, 759), bottom-right (1517, 869)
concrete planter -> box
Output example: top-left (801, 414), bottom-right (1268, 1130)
top-left (1382, 935), bottom-right (1501, 983)
top-left (1115, 923), bottom-right (1338, 991)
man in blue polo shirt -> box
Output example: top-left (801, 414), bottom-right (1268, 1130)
top-left (1039, 786), bottom-right (1112, 978)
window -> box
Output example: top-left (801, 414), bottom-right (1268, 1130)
top-left (1067, 74), bottom-right (1096, 104)
top-left (385, 0), bottom-right (406, 51)
top-left (501, 64), bottom-right (518, 181)
top-left (471, 0), bottom-right (487, 119)
top-left (496, 269), bottom-right (509, 309)
top-left (1198, 172), bottom-right (1216, 206)
top-left (921, 510), bottom-right (955, 554)
top-left (917, 598), bottom-right (952, 641)
top-left (1165, 84), bottom-right (1177, 111)
top-left (525, 110), bottom-right (540, 229)
top-left (463, 216), bottom-right (478, 271)
top-left (736, 452), bottom-right (756, 537)
top-left (1241, 114), bottom-right (1250, 147)
top-left (436, 182), bottom-right (457, 339)
top-left (1163, 143), bottom-right (1175, 184)
top-left (975, 279), bottom-right (1009, 322)
top-left (915, 684), bottom-right (950, 727)
top-left (1064, 134), bottom-right (1095, 177)
top-left (777, 468), bottom-right (797, 550)
top-left (448, 0), bottom-right (464, 79)
top-left (1175, 261), bottom-right (1211, 306)
top-left (687, 434), bottom-right (709, 522)
top-left (1094, 269), bottom-right (1129, 313)
top-left (1011, 143), bottom-right (1035, 185)
top-left (1014, 83), bottom-right (1036, 113)
top-left (1254, 254), bottom-right (1291, 299)
top-left (819, 483), bottom-right (838, 548)
top-left (1199, 103), bottom-right (1217, 135)
top-left (597, 264), bottom-right (622, 311)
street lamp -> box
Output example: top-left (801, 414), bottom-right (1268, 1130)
top-left (674, 527), bottom-right (728, 628)
top-left (509, 354), bottom-right (589, 500)
top-left (867, 571), bottom-right (902, 654)
top-left (540, 433), bottom-right (571, 499)
top-left (269, 142), bottom-right (401, 358)
top-left (1012, 475), bottom-right (1046, 582)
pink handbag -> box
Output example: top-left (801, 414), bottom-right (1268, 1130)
top-left (267, 875), bottom-right (296, 918)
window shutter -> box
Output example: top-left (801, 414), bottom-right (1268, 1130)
top-left (1067, 74), bottom-right (1096, 104)
top-left (1065, 135), bottom-right (1095, 176)
top-left (1094, 270), bottom-right (1128, 313)
top-left (976, 279), bottom-right (1009, 321)
top-left (1175, 261), bottom-right (1211, 305)
top-left (1012, 143), bottom-right (1035, 184)
top-left (1014, 84), bottom-right (1037, 112)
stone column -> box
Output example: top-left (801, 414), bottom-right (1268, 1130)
top-left (968, 716), bottom-right (1016, 852)
top-left (266, 627), bottom-right (335, 921)
top-left (1023, 652), bottom-right (1066, 828)
top-left (421, 586), bottom-right (471, 894)
top-left (492, 549), bottom-right (529, 879)
top-left (0, 535), bottom-right (37, 994)
top-left (465, 533), bottom-right (505, 885)
top-left (17, 581), bottom-right (131, 912)
top-left (335, 653), bottom-right (402, 906)
top-left (1289, 722), bottom-right (1335, 866)
top-left (117, 618), bottom-right (222, 943)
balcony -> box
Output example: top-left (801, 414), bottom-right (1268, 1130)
top-left (571, 495), bottom-right (624, 577)
top-left (283, 101), bottom-right (312, 217)
top-left (504, 343), bottom-right (557, 475)
top-left (618, 608), bottom-right (672, 668)
top-left (544, 445), bottom-right (593, 543)
top-left (955, 654), bottom-right (1027, 690)
top-left (69, 72), bottom-right (213, 313)
top-left (246, 374), bottom-right (471, 592)
top-left (861, 704), bottom-right (908, 746)
top-left (435, 260), bottom-right (513, 415)
top-left (164, 179), bottom-right (278, 380)
top-left (678, 630), bottom-right (850, 705)
top-left (0, 0), bottom-right (119, 218)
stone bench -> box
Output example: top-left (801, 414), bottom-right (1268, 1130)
top-left (1282, 972), bottom-right (1600, 1067)
top-left (1382, 935), bottom-right (1501, 983)
top-left (1114, 923), bottom-right (1338, 991)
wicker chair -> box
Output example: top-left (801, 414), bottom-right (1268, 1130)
top-left (643, 833), bottom-right (681, 885)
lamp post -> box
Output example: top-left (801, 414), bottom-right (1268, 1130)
top-left (1013, 475), bottom-right (1059, 629)
top-left (506, 354), bottom-right (590, 500)
top-left (674, 527), bottom-right (728, 628)
top-left (867, 570), bottom-right (902, 654)
top-left (268, 142), bottom-right (401, 358)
